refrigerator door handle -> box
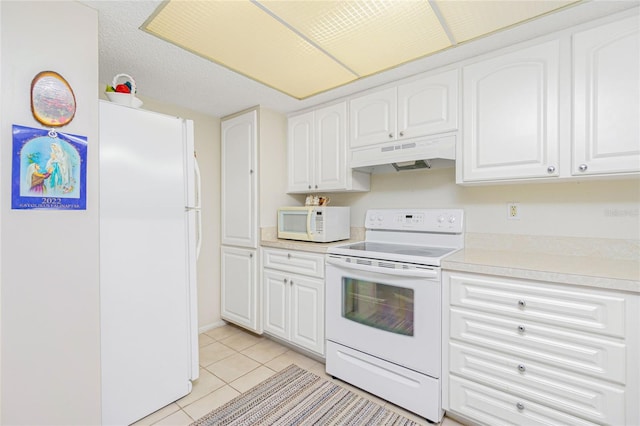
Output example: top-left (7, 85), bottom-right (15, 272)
top-left (196, 208), bottom-right (202, 260)
top-left (194, 157), bottom-right (203, 259)
top-left (194, 156), bottom-right (202, 209)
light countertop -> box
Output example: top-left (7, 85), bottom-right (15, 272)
top-left (442, 248), bottom-right (639, 294)
top-left (443, 233), bottom-right (639, 294)
top-left (260, 229), bottom-right (640, 293)
top-left (260, 227), bottom-right (364, 254)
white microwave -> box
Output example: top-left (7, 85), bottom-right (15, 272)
top-left (278, 206), bottom-right (350, 243)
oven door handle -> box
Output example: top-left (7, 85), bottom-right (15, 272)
top-left (326, 257), bottom-right (438, 279)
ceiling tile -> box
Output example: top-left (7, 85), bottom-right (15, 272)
top-left (260, 0), bottom-right (452, 76)
top-left (143, 1), bottom-right (358, 99)
top-left (434, 0), bottom-right (579, 44)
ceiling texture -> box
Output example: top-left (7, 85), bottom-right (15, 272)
top-left (81, 1), bottom-right (637, 118)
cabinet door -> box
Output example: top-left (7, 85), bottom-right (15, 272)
top-left (315, 102), bottom-right (347, 191)
top-left (262, 270), bottom-right (289, 340)
top-left (349, 87), bottom-right (397, 148)
top-left (287, 112), bottom-right (314, 192)
top-left (573, 16), bottom-right (640, 176)
top-left (462, 40), bottom-right (561, 182)
top-left (398, 69), bottom-right (458, 138)
top-left (290, 276), bottom-right (325, 355)
top-left (221, 110), bottom-right (257, 247)
top-left (221, 246), bottom-right (260, 333)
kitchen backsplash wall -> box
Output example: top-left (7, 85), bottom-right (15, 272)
top-left (300, 168), bottom-right (640, 241)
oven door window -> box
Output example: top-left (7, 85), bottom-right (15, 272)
top-left (342, 277), bottom-right (414, 336)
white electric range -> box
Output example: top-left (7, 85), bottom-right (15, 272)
top-left (325, 208), bottom-right (464, 422)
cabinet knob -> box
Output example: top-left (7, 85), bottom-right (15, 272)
top-left (547, 165), bottom-right (556, 174)
top-left (250, 169), bottom-right (254, 174)
top-left (289, 280), bottom-right (293, 286)
top-left (517, 299), bottom-right (526, 308)
top-left (517, 364), bottom-right (526, 372)
top-left (399, 131), bottom-right (404, 137)
top-left (388, 133), bottom-right (393, 139)
top-left (287, 253), bottom-right (291, 259)
top-left (518, 325), bottom-right (526, 333)
top-left (308, 185), bottom-right (311, 189)
top-left (516, 402), bottom-right (525, 411)
top-left (249, 253), bottom-right (253, 258)
top-left (578, 164), bottom-right (588, 172)
top-left (284, 278), bottom-right (288, 284)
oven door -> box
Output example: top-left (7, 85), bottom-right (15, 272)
top-left (325, 256), bottom-right (441, 377)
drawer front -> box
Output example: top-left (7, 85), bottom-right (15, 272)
top-left (449, 375), bottom-right (599, 426)
top-left (449, 273), bottom-right (626, 338)
top-left (263, 248), bottom-right (325, 278)
top-left (450, 307), bottom-right (626, 384)
top-left (450, 341), bottom-right (625, 425)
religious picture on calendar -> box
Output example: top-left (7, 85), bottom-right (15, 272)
top-left (11, 124), bottom-right (87, 210)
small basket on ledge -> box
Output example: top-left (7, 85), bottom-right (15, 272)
top-left (105, 73), bottom-right (143, 108)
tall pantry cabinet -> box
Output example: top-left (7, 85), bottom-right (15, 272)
top-left (221, 109), bottom-right (261, 333)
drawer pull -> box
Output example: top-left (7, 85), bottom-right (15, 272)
top-left (516, 402), bottom-right (525, 410)
top-left (517, 325), bottom-right (526, 333)
top-left (517, 364), bottom-right (526, 372)
top-left (517, 299), bottom-right (526, 308)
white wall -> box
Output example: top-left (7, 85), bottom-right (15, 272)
top-left (1, 2), bottom-right (101, 424)
top-left (323, 168), bottom-right (640, 241)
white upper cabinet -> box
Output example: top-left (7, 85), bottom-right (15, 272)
top-left (350, 69), bottom-right (459, 149)
top-left (221, 110), bottom-right (258, 248)
top-left (315, 103), bottom-right (347, 190)
top-left (350, 87), bottom-right (397, 148)
top-left (461, 40), bottom-right (561, 182)
top-left (287, 111), bottom-right (314, 193)
top-left (572, 15), bottom-right (640, 176)
top-left (397, 70), bottom-right (459, 139)
top-left (287, 102), bottom-right (370, 193)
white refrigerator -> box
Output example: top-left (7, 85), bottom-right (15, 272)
top-left (99, 101), bottom-right (200, 425)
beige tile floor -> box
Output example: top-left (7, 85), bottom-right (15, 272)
top-left (133, 324), bottom-right (464, 426)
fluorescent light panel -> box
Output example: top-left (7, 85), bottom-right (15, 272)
top-left (142, 0), bottom-right (579, 100)
top-left (435, 1), bottom-right (577, 44)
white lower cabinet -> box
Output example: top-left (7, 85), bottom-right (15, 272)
top-left (443, 271), bottom-right (639, 426)
top-left (449, 376), bottom-right (599, 426)
top-left (262, 248), bottom-right (325, 356)
top-left (221, 246), bottom-right (260, 333)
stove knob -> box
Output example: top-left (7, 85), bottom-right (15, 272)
top-left (437, 216), bottom-right (445, 223)
top-left (448, 216), bottom-right (456, 223)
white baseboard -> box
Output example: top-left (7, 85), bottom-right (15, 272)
top-left (198, 320), bottom-right (227, 334)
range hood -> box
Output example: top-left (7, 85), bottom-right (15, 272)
top-left (351, 134), bottom-right (456, 174)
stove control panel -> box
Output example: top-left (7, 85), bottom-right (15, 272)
top-left (365, 209), bottom-right (464, 233)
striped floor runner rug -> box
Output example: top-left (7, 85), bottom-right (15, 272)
top-left (191, 364), bottom-right (420, 426)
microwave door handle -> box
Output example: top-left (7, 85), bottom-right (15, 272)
top-left (307, 210), bottom-right (313, 240)
top-left (326, 257), bottom-right (438, 279)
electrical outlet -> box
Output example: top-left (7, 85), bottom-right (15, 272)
top-left (507, 203), bottom-right (520, 220)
